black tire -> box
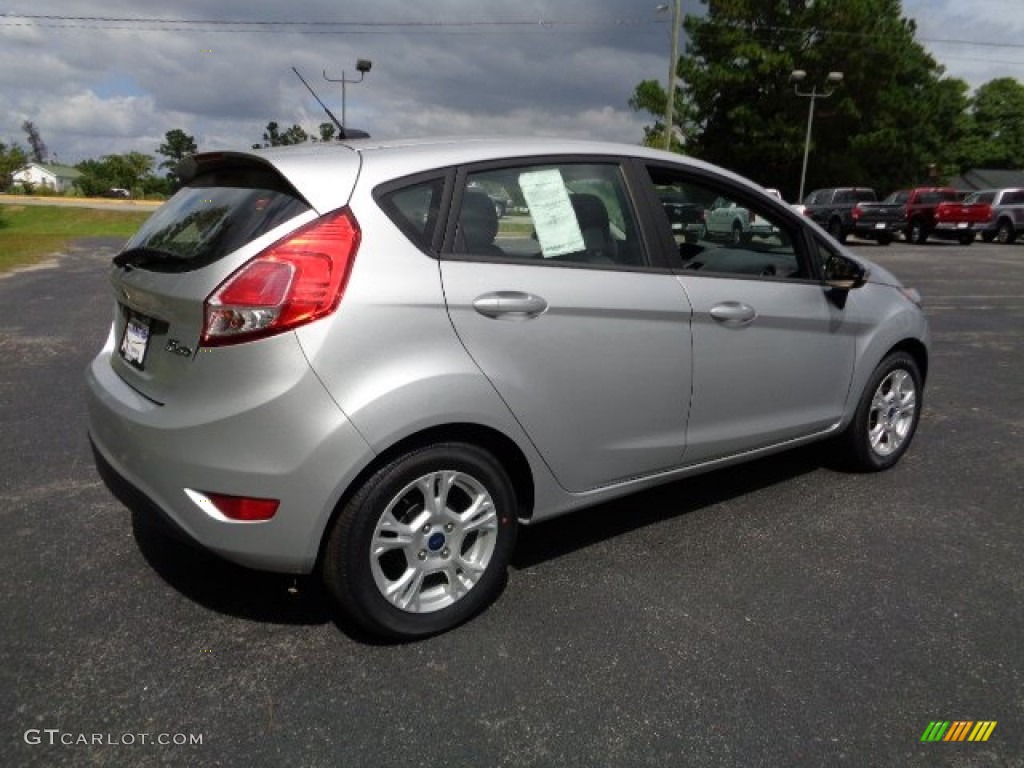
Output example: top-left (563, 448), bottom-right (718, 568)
top-left (908, 218), bottom-right (928, 244)
top-left (959, 232), bottom-right (975, 245)
top-left (981, 231), bottom-right (995, 243)
top-left (322, 442), bottom-right (518, 639)
top-left (876, 234), bottom-right (893, 246)
top-left (996, 220), bottom-right (1017, 245)
top-left (827, 218), bottom-right (847, 243)
top-left (839, 351), bottom-right (923, 472)
top-left (730, 222), bottom-right (743, 245)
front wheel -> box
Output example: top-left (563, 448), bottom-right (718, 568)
top-left (839, 352), bottom-right (923, 472)
top-left (322, 443), bottom-right (518, 639)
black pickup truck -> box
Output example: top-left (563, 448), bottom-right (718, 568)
top-left (850, 191), bottom-right (909, 245)
top-left (656, 188), bottom-right (706, 243)
top-left (802, 187), bottom-right (882, 243)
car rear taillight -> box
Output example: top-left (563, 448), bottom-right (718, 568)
top-left (206, 492), bottom-right (279, 521)
top-left (852, 203), bottom-right (862, 220)
top-left (202, 208), bottom-right (360, 346)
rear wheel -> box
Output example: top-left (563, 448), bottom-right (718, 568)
top-left (959, 232), bottom-right (975, 245)
top-left (997, 220), bottom-right (1017, 244)
top-left (730, 222), bottom-right (743, 245)
top-left (827, 218), bottom-right (847, 243)
top-left (322, 443), bottom-right (518, 639)
top-left (839, 351), bottom-right (922, 472)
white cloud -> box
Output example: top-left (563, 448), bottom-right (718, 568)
top-left (1, 0), bottom-right (1020, 164)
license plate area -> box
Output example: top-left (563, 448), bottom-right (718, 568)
top-left (119, 310), bottom-right (152, 369)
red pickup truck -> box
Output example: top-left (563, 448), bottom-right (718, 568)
top-left (856, 187), bottom-right (991, 244)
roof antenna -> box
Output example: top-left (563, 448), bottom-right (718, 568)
top-left (292, 66), bottom-right (346, 139)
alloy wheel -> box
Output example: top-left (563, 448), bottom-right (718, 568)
top-left (370, 470), bottom-right (498, 613)
top-left (867, 369), bottom-right (917, 457)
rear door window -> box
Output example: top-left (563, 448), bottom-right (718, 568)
top-left (118, 166), bottom-right (310, 272)
top-left (449, 162), bottom-right (647, 268)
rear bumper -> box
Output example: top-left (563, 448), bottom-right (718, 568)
top-left (852, 221), bottom-right (903, 238)
top-left (932, 221), bottom-right (975, 239)
top-left (85, 332), bottom-right (375, 574)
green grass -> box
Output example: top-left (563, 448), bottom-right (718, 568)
top-left (0, 204), bottom-right (152, 273)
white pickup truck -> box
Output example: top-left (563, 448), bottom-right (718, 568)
top-left (703, 189), bottom-right (783, 244)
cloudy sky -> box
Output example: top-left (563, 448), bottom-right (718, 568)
top-left (1, 0), bottom-right (1022, 165)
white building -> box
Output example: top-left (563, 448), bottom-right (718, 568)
top-left (11, 163), bottom-right (83, 194)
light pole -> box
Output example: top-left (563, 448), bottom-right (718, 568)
top-left (791, 69), bottom-right (843, 203)
top-left (657, 1), bottom-right (681, 151)
top-left (324, 59), bottom-right (372, 134)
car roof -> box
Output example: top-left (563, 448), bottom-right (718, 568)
top-left (202, 136), bottom-right (781, 214)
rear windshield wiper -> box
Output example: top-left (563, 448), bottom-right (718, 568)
top-left (113, 246), bottom-right (186, 271)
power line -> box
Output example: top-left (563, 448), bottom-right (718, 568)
top-left (0, 13), bottom-right (657, 29)
top-left (2, 12), bottom-right (1022, 54)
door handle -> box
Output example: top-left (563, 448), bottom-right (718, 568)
top-left (472, 291), bottom-right (548, 319)
top-left (709, 301), bottom-right (756, 326)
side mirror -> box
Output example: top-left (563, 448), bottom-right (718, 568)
top-left (823, 253), bottom-right (867, 291)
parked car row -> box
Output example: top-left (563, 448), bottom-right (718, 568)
top-left (800, 185), bottom-right (1024, 246)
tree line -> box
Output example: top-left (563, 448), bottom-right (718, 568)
top-left (630, 0), bottom-right (1024, 201)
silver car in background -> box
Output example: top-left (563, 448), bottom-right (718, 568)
top-left (86, 137), bottom-right (930, 638)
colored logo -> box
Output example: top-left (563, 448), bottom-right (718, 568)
top-left (921, 721), bottom-right (997, 742)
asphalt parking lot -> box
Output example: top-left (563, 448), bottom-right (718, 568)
top-left (1, 236), bottom-right (1021, 767)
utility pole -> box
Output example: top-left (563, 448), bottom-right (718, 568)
top-left (791, 70), bottom-right (844, 202)
top-left (662, 0), bottom-right (681, 151)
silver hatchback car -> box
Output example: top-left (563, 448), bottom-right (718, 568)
top-left (87, 137), bottom-right (930, 638)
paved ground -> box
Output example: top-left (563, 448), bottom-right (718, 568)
top-left (1, 237), bottom-right (1021, 767)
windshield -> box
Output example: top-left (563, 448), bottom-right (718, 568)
top-left (119, 167), bottom-right (310, 272)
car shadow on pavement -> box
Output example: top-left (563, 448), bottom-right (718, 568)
top-left (512, 444), bottom-right (825, 570)
top-left (129, 510), bottom-right (417, 644)
top-left (127, 443), bottom-right (826, 641)
top-left (131, 510), bottom-right (334, 625)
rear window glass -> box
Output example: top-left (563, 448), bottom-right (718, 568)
top-left (377, 177), bottom-right (445, 251)
top-left (119, 167), bottom-right (310, 272)
top-left (918, 190), bottom-right (957, 204)
top-left (966, 191), bottom-right (995, 204)
top-left (883, 191), bottom-right (909, 204)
